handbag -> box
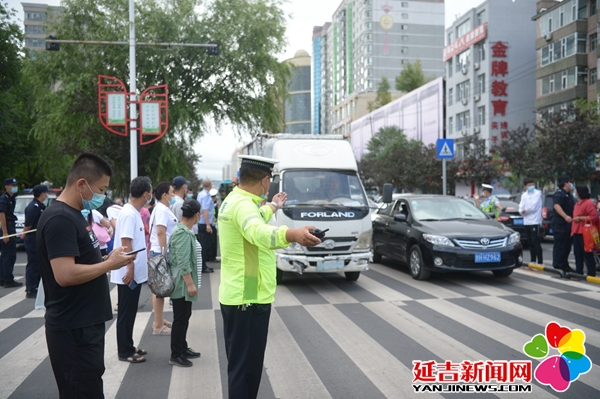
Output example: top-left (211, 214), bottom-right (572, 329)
top-left (582, 217), bottom-right (600, 253)
top-left (146, 213), bottom-right (174, 296)
top-left (91, 222), bottom-right (111, 246)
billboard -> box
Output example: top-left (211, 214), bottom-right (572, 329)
top-left (350, 77), bottom-right (445, 162)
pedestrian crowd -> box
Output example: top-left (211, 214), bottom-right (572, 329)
top-left (1, 152), bottom-right (320, 399)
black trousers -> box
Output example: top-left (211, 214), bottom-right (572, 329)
top-left (171, 297), bottom-right (192, 358)
top-left (25, 247), bottom-right (41, 293)
top-left (572, 234), bottom-right (597, 277)
top-left (552, 228), bottom-right (572, 272)
top-left (221, 303), bottom-right (271, 399)
top-left (525, 224), bottom-right (543, 264)
top-left (208, 225), bottom-right (218, 261)
top-left (116, 283), bottom-right (142, 358)
top-left (0, 236), bottom-right (17, 283)
top-left (198, 224), bottom-right (213, 270)
top-left (46, 323), bottom-right (106, 399)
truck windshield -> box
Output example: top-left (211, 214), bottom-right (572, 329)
top-left (282, 171), bottom-right (368, 207)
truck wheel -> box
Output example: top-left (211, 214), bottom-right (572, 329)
top-left (492, 268), bottom-right (513, 277)
top-left (409, 245), bottom-right (431, 280)
top-left (345, 271), bottom-right (360, 281)
top-left (276, 268), bottom-right (283, 285)
top-left (372, 248), bottom-right (382, 263)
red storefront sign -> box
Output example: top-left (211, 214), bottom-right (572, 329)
top-left (490, 41), bottom-right (509, 139)
top-left (443, 23), bottom-right (487, 62)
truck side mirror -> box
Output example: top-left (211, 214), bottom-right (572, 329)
top-left (382, 183), bottom-right (393, 203)
top-left (267, 181), bottom-right (279, 202)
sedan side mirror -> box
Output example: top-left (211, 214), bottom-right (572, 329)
top-left (394, 214), bottom-right (407, 222)
top-left (382, 183), bottom-right (393, 203)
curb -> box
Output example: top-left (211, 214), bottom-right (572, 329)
top-left (526, 263), bottom-right (600, 284)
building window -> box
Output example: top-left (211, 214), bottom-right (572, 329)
top-left (447, 32), bottom-right (453, 45)
top-left (401, 47), bottom-right (408, 54)
top-left (366, 44), bottom-right (372, 54)
top-left (590, 33), bottom-right (597, 52)
top-left (401, 59), bottom-right (407, 65)
top-left (368, 80), bottom-right (373, 88)
top-left (402, 35), bottom-right (408, 41)
top-left (477, 74), bottom-right (485, 94)
top-left (457, 111), bottom-right (470, 131)
top-left (476, 40), bottom-right (485, 62)
top-left (457, 80), bottom-right (470, 101)
top-left (402, 13), bottom-right (408, 19)
top-left (540, 32), bottom-right (587, 67)
top-left (456, 49), bottom-right (471, 71)
top-left (448, 88), bottom-right (453, 105)
top-left (402, 1), bottom-right (409, 7)
top-left (447, 59), bottom-right (453, 77)
top-left (457, 19), bottom-right (471, 38)
top-left (448, 117), bottom-right (453, 135)
top-left (365, 22), bottom-right (372, 30)
top-left (25, 12), bottom-right (46, 21)
top-left (25, 25), bottom-right (46, 34)
top-left (578, 1), bottom-right (588, 19)
top-left (366, 57), bottom-right (372, 65)
top-left (561, 70), bottom-right (568, 90)
top-left (578, 66), bottom-right (588, 85)
top-left (549, 75), bottom-right (555, 93)
top-left (477, 10), bottom-right (485, 26)
top-left (401, 24), bottom-right (409, 30)
top-left (477, 106), bottom-right (485, 126)
top-left (590, 68), bottom-right (597, 85)
top-left (592, 0), bottom-right (597, 16)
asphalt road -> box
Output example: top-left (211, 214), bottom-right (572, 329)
top-left (1, 245), bottom-right (599, 398)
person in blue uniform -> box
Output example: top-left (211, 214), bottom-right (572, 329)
top-left (551, 176), bottom-right (575, 273)
top-left (21, 185), bottom-right (49, 298)
top-left (0, 177), bottom-right (22, 288)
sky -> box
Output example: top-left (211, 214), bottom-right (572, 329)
top-left (8, 0), bottom-right (483, 180)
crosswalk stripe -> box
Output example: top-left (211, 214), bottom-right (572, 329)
top-left (307, 303), bottom-right (437, 399)
top-left (356, 274), bottom-right (414, 303)
top-left (303, 276), bottom-right (358, 304)
top-left (264, 308), bottom-right (332, 399)
top-left (0, 325), bottom-right (47, 398)
top-left (273, 284), bottom-right (304, 307)
top-left (0, 285), bottom-right (28, 314)
top-left (0, 318), bottom-right (19, 334)
top-left (167, 308), bottom-right (223, 399)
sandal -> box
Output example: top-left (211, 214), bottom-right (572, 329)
top-left (119, 353), bottom-right (146, 363)
top-left (163, 320), bottom-right (172, 328)
top-left (135, 347), bottom-right (147, 356)
top-left (153, 325), bottom-right (171, 336)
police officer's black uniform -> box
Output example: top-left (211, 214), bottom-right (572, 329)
top-left (551, 186), bottom-right (575, 273)
top-left (24, 190), bottom-right (47, 296)
top-left (0, 179), bottom-right (19, 287)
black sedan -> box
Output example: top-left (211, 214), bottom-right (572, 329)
top-left (372, 194), bottom-right (523, 280)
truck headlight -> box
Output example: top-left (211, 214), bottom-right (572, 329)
top-left (508, 232), bottom-right (520, 246)
top-left (288, 242), bottom-right (303, 252)
top-left (423, 234), bottom-right (455, 247)
top-left (354, 229), bottom-right (372, 250)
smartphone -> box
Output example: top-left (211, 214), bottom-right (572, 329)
top-left (125, 248), bottom-right (146, 256)
top-left (129, 280), bottom-right (138, 290)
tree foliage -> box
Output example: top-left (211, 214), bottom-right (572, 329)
top-left (395, 59), bottom-right (429, 93)
top-left (367, 76), bottom-right (392, 112)
top-left (490, 124), bottom-right (537, 190)
top-left (22, 0), bottom-right (290, 194)
top-left (454, 134), bottom-right (496, 187)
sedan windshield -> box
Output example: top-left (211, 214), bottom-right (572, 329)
top-left (410, 198), bottom-right (488, 221)
top-left (282, 170), bottom-right (368, 207)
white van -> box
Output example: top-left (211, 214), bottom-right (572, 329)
top-left (14, 193), bottom-right (58, 245)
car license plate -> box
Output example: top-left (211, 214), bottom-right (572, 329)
top-left (513, 218), bottom-right (524, 226)
top-left (474, 252), bottom-right (501, 263)
top-left (317, 260), bottom-right (345, 271)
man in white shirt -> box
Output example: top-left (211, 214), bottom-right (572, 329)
top-left (519, 178), bottom-right (543, 264)
top-left (170, 176), bottom-right (190, 221)
top-left (110, 176), bottom-right (152, 363)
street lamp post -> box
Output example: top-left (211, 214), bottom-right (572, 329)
top-left (129, 0), bottom-right (138, 179)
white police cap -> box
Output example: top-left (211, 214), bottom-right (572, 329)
top-left (237, 155), bottom-right (279, 175)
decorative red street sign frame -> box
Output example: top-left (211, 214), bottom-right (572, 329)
top-left (98, 75), bottom-right (130, 137)
top-left (139, 84), bottom-right (168, 146)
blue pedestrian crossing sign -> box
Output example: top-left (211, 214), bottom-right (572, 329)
top-left (437, 139), bottom-right (455, 159)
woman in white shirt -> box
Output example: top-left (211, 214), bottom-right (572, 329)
top-left (149, 182), bottom-right (178, 335)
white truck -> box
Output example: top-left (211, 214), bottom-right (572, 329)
top-left (242, 134), bottom-right (372, 283)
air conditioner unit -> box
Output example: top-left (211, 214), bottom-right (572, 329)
top-left (544, 33), bottom-right (552, 42)
top-left (474, 126), bottom-right (481, 133)
top-left (462, 66), bottom-right (468, 75)
top-left (461, 130), bottom-right (468, 136)
top-left (474, 62), bottom-right (480, 70)
top-left (474, 94), bottom-right (481, 101)
top-left (461, 98), bottom-right (468, 105)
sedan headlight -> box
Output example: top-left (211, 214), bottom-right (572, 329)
top-left (423, 234), bottom-right (455, 247)
top-left (508, 232), bottom-right (520, 246)
top-left (355, 229), bottom-right (373, 250)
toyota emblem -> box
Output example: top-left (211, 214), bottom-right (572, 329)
top-left (480, 238), bottom-right (490, 245)
top-left (323, 239), bottom-right (336, 250)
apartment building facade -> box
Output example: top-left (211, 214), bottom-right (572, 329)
top-left (283, 50), bottom-right (312, 134)
top-left (22, 3), bottom-right (62, 51)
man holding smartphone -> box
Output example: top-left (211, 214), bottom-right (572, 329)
top-left (111, 176), bottom-right (152, 363)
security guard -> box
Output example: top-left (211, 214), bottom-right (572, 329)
top-left (22, 185), bottom-right (49, 297)
top-left (0, 177), bottom-right (22, 288)
top-left (474, 183), bottom-right (502, 218)
top-left (218, 155), bottom-right (321, 399)
top-left (551, 176), bottom-right (575, 273)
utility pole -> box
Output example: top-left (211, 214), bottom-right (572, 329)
top-left (129, 0), bottom-right (138, 179)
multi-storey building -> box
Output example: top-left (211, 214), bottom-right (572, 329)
top-left (312, 23), bottom-right (333, 135)
top-left (445, 0), bottom-right (537, 171)
top-left (22, 3), bottom-right (62, 51)
top-left (313, 0), bottom-right (445, 136)
top-left (532, 0), bottom-right (598, 114)
top-left (283, 50), bottom-right (312, 134)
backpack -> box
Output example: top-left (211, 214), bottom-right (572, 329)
top-left (146, 212), bottom-right (174, 296)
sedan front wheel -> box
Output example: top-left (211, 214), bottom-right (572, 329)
top-left (409, 245), bottom-right (431, 280)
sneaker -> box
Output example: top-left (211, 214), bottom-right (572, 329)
top-left (25, 291), bottom-right (37, 299)
top-left (183, 348), bottom-right (201, 358)
top-left (201, 268), bottom-right (214, 273)
top-left (169, 355), bottom-right (193, 367)
top-left (4, 281), bottom-right (23, 288)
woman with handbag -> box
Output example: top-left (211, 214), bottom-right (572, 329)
top-left (149, 182), bottom-right (178, 335)
top-left (571, 185), bottom-right (598, 277)
top-left (168, 199), bottom-right (202, 367)
top-left (82, 209), bottom-right (113, 256)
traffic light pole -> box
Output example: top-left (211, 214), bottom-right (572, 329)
top-left (129, 0), bottom-right (137, 179)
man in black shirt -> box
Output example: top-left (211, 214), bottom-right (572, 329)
top-left (0, 177), bottom-right (21, 288)
top-left (21, 184), bottom-right (49, 298)
top-left (37, 153), bottom-right (135, 399)
top-left (551, 176), bottom-right (575, 273)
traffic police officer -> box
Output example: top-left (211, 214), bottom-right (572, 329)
top-left (22, 185), bottom-right (49, 297)
top-left (0, 177), bottom-right (22, 288)
top-left (218, 155), bottom-right (321, 399)
top-left (474, 183), bottom-right (502, 218)
top-left (551, 176), bottom-right (575, 273)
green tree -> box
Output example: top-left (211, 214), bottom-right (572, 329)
top-left (367, 76), bottom-right (392, 112)
top-left (491, 124), bottom-right (539, 190)
top-left (455, 134), bottom-right (496, 187)
top-left (23, 0), bottom-right (290, 193)
top-left (395, 59), bottom-right (429, 93)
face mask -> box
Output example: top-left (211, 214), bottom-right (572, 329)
top-left (527, 185), bottom-right (535, 193)
top-left (81, 182), bottom-right (105, 210)
top-left (260, 178), bottom-right (269, 200)
top-left (573, 191), bottom-right (578, 200)
top-left (169, 196), bottom-right (176, 206)
top-left (145, 194), bottom-right (152, 205)
top-left (10, 187), bottom-right (18, 194)
top-left (81, 209), bottom-right (90, 218)
top-left (187, 193), bottom-right (193, 199)
top-left (570, 183), bottom-right (575, 191)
